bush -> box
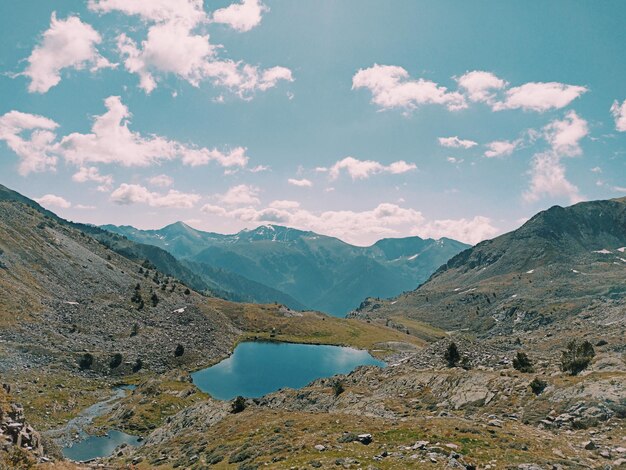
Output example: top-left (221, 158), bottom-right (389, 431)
top-left (332, 380), bottom-right (344, 397)
top-left (151, 292), bottom-right (159, 307)
top-left (174, 344), bottom-right (185, 357)
top-left (130, 323), bottom-right (139, 337)
top-left (444, 342), bottom-right (460, 367)
top-left (231, 396), bottom-right (246, 413)
top-left (132, 358), bottom-right (143, 373)
top-left (561, 340), bottom-right (595, 375)
top-left (529, 377), bottom-right (547, 395)
top-left (79, 353), bottom-right (94, 370)
top-left (109, 353), bottom-right (123, 369)
top-left (513, 352), bottom-right (534, 373)
top-left (184, 288), bottom-right (191, 295)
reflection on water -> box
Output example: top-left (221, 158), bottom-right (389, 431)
top-left (62, 430), bottom-right (141, 462)
top-left (192, 342), bottom-right (385, 400)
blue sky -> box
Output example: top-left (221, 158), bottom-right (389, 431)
top-left (0, 0), bottom-right (624, 245)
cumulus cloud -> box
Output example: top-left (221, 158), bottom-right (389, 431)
top-left (215, 184), bottom-right (260, 206)
top-left (524, 111), bottom-right (588, 204)
top-left (35, 194), bottom-right (71, 209)
top-left (212, 0), bottom-right (268, 32)
top-left (494, 82), bottom-right (588, 112)
top-left (355, 67), bottom-right (586, 115)
top-left (0, 111), bottom-right (59, 175)
top-left (288, 178), bottom-right (313, 187)
top-left (352, 64), bottom-right (467, 112)
top-left (484, 139), bottom-right (521, 158)
top-left (21, 13), bottom-right (115, 93)
top-left (149, 174), bottom-right (173, 187)
top-left (90, 0), bottom-right (291, 96)
top-left (610, 99), bottom-right (626, 132)
top-left (0, 96), bottom-right (248, 179)
top-left (328, 156), bottom-right (416, 180)
top-left (72, 166), bottom-right (113, 191)
top-left (414, 216), bottom-right (499, 245)
top-left (88, 0), bottom-right (207, 24)
top-left (110, 183), bottom-right (200, 208)
top-left (438, 136), bottom-right (478, 149)
top-left (200, 200), bottom-right (497, 245)
top-left (456, 70), bottom-right (507, 105)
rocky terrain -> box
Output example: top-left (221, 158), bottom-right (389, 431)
top-left (0, 186), bottom-right (624, 469)
top-left (352, 197), bottom-right (626, 335)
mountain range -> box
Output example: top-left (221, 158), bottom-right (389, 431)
top-left (101, 222), bottom-right (469, 316)
top-left (353, 197), bottom-right (626, 334)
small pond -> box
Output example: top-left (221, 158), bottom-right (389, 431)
top-left (62, 430), bottom-right (141, 462)
top-left (191, 341), bottom-right (385, 400)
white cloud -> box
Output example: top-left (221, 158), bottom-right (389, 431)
top-left (249, 164), bottom-right (270, 173)
top-left (523, 111), bottom-right (588, 204)
top-left (288, 178), bottom-right (313, 187)
top-left (447, 157), bottom-right (464, 164)
top-left (543, 110), bottom-right (588, 156)
top-left (456, 71), bottom-right (507, 104)
top-left (72, 166), bottom-right (113, 191)
top-left (199, 200), bottom-right (497, 245)
top-left (149, 174), bottom-right (173, 187)
top-left (110, 183), bottom-right (200, 208)
top-left (269, 200), bottom-right (300, 210)
top-left (355, 67), bottom-right (585, 114)
top-left (212, 0), bottom-right (268, 32)
top-left (215, 184), bottom-right (260, 206)
top-left (484, 139), bottom-right (520, 158)
top-left (88, 0), bottom-right (207, 24)
top-left (352, 64), bottom-right (467, 112)
top-left (494, 82), bottom-right (587, 112)
top-left (22, 13), bottom-right (115, 93)
top-left (438, 136), bottom-right (478, 149)
top-left (90, 1), bottom-right (292, 96)
top-left (610, 99), bottom-right (626, 132)
top-left (523, 152), bottom-right (583, 204)
top-left (1, 97), bottom-right (250, 177)
top-left (0, 111), bottom-right (59, 175)
top-left (328, 156), bottom-right (416, 180)
top-left (60, 96), bottom-right (248, 170)
top-left (413, 216), bottom-right (499, 245)
top-left (35, 194), bottom-right (71, 209)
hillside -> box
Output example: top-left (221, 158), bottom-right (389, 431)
top-left (353, 197), bottom-right (626, 333)
top-left (103, 223), bottom-right (469, 316)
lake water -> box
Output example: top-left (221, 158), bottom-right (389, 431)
top-left (191, 341), bottom-right (385, 400)
top-left (62, 430), bottom-right (141, 462)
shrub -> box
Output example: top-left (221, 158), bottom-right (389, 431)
top-left (513, 352), bottom-right (534, 373)
top-left (184, 288), bottom-right (191, 295)
top-left (79, 353), bottom-right (94, 370)
top-left (561, 340), bottom-right (595, 376)
top-left (231, 396), bottom-right (246, 413)
top-left (130, 323), bottom-right (139, 337)
top-left (444, 342), bottom-right (460, 367)
top-left (529, 377), bottom-right (547, 395)
top-left (151, 292), bottom-right (159, 307)
top-left (109, 353), bottom-right (123, 369)
top-left (461, 356), bottom-right (472, 370)
top-left (132, 358), bottom-right (143, 373)
top-left (332, 380), bottom-right (344, 397)
top-left (596, 339), bottom-right (608, 347)
top-left (137, 299), bottom-right (144, 310)
top-left (174, 344), bottom-right (185, 357)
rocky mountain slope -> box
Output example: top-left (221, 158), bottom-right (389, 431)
top-left (102, 222), bottom-right (469, 316)
top-left (353, 197), bottom-right (626, 334)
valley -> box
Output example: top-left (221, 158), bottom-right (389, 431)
top-left (0, 186), bottom-right (624, 469)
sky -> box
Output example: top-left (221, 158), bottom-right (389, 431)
top-left (0, 0), bottom-right (625, 246)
